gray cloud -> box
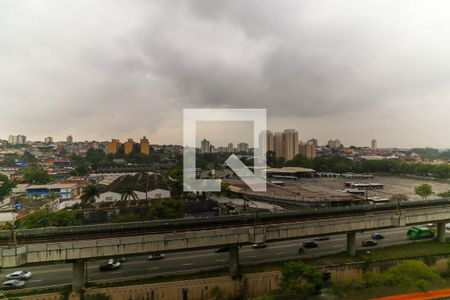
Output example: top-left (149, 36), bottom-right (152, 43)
top-left (1, 0), bottom-right (450, 147)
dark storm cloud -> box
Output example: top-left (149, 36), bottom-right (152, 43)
top-left (1, 0), bottom-right (450, 147)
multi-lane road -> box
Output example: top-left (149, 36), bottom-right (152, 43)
top-left (0, 226), bottom-right (432, 289)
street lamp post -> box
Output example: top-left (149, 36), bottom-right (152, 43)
top-left (243, 196), bottom-right (259, 227)
top-left (145, 172), bottom-right (150, 201)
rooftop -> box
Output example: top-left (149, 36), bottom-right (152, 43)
top-left (266, 167), bottom-right (316, 173)
top-left (26, 183), bottom-right (78, 189)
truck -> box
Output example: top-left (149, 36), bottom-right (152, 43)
top-left (407, 226), bottom-right (435, 240)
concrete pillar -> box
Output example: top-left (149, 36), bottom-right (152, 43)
top-left (347, 232), bottom-right (356, 256)
top-left (72, 259), bottom-right (86, 293)
top-left (229, 245), bottom-right (240, 278)
top-left (437, 222), bottom-right (446, 243)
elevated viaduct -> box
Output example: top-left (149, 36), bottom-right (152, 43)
top-left (2, 199), bottom-right (450, 292)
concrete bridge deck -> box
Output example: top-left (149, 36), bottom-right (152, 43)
top-left (2, 203), bottom-right (450, 292)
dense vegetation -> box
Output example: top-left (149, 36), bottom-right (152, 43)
top-left (2, 210), bottom-right (81, 229)
top-left (330, 260), bottom-right (443, 297)
top-left (21, 166), bottom-right (51, 184)
top-left (0, 174), bottom-right (16, 200)
top-left (409, 148), bottom-right (450, 160)
top-left (279, 261), bottom-right (323, 299)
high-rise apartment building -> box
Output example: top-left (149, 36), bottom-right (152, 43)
top-left (140, 136), bottom-right (150, 155)
top-left (44, 137), bottom-right (53, 144)
top-left (273, 132), bottom-right (284, 159)
top-left (371, 139), bottom-right (377, 152)
top-left (299, 140), bottom-right (317, 159)
top-left (328, 139), bottom-right (342, 149)
top-left (227, 143), bottom-right (234, 153)
top-left (237, 142), bottom-right (249, 153)
top-left (66, 135), bottom-right (73, 144)
top-left (124, 138), bottom-right (135, 155)
top-left (282, 129), bottom-right (299, 161)
top-left (308, 138), bottom-right (318, 148)
top-left (261, 130), bottom-right (274, 153)
top-left (8, 134), bottom-right (27, 145)
top-left (201, 139), bottom-right (210, 153)
top-left (106, 139), bottom-right (121, 155)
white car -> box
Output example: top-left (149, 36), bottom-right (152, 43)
top-left (99, 259), bottom-right (121, 271)
top-left (2, 279), bottom-right (26, 289)
top-left (6, 271), bottom-right (32, 280)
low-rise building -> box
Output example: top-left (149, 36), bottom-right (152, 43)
top-left (95, 188), bottom-right (170, 203)
top-left (25, 183), bottom-right (79, 200)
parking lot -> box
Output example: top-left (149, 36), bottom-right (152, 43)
top-left (287, 175), bottom-right (450, 201)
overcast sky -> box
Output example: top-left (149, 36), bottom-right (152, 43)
top-left (1, 1), bottom-right (450, 148)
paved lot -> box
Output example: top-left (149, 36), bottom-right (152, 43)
top-left (289, 175), bottom-right (450, 201)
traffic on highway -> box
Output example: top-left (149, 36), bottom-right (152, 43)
top-left (0, 225), bottom-right (442, 290)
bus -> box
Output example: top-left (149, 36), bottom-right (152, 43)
top-left (407, 226), bottom-right (435, 240)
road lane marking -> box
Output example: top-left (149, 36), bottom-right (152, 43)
top-left (247, 256), bottom-right (256, 258)
top-left (216, 259), bottom-right (227, 262)
top-left (29, 279), bottom-right (42, 283)
top-left (182, 263), bottom-right (194, 266)
top-left (147, 267), bottom-right (160, 270)
top-left (276, 252), bottom-right (285, 255)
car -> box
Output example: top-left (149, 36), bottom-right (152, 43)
top-left (252, 243), bottom-right (267, 249)
top-left (371, 233), bottom-right (384, 240)
top-left (99, 259), bottom-right (121, 271)
top-left (427, 223), bottom-right (436, 228)
top-left (302, 241), bottom-right (319, 249)
top-left (148, 253), bottom-right (166, 260)
top-left (314, 236), bottom-right (330, 241)
top-left (6, 271), bottom-right (32, 280)
top-left (361, 240), bottom-right (377, 247)
top-left (215, 247), bottom-right (230, 253)
top-left (2, 280), bottom-right (25, 289)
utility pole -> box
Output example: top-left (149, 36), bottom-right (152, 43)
top-left (10, 218), bottom-right (17, 248)
top-left (145, 172), bottom-right (150, 201)
top-left (396, 197), bottom-right (401, 216)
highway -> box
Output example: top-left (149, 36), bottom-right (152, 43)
top-left (0, 226), bottom-right (433, 289)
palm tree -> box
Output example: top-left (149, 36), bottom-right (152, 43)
top-left (81, 185), bottom-right (102, 205)
top-left (120, 186), bottom-right (138, 207)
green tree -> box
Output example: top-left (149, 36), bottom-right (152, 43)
top-left (389, 194), bottom-right (408, 203)
top-left (22, 151), bottom-right (37, 163)
top-left (70, 163), bottom-right (89, 176)
top-left (415, 184), bottom-right (433, 200)
top-left (148, 199), bottom-right (184, 219)
top-left (384, 260), bottom-right (442, 291)
top-left (22, 166), bottom-right (50, 184)
top-left (85, 148), bottom-right (106, 169)
top-left (19, 210), bottom-right (80, 229)
top-left (81, 185), bottom-right (104, 205)
top-left (280, 261), bottom-right (322, 299)
top-left (168, 168), bottom-right (183, 198)
top-left (0, 175), bottom-right (16, 200)
top-left (437, 190), bottom-right (450, 198)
